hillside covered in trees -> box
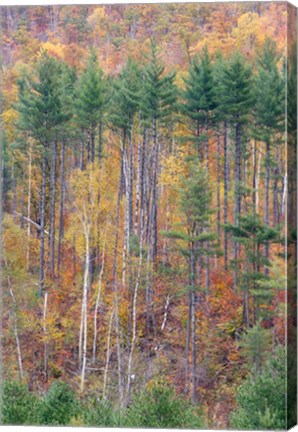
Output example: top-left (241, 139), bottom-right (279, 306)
top-left (1, 2), bottom-right (296, 428)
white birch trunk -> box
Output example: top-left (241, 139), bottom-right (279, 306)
top-left (92, 232), bottom-right (106, 364)
top-left (80, 223), bottom-right (90, 392)
top-left (4, 255), bottom-right (24, 381)
top-left (103, 308), bottom-right (114, 399)
top-left (126, 209), bottom-right (143, 402)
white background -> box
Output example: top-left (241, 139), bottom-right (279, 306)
top-left (0, 0), bottom-right (297, 432)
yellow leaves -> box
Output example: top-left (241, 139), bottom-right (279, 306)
top-left (87, 7), bottom-right (107, 28)
top-left (40, 42), bottom-right (66, 60)
top-left (160, 147), bottom-right (187, 187)
top-left (2, 108), bottom-right (18, 142)
top-left (232, 12), bottom-right (263, 51)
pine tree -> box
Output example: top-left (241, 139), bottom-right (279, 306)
top-left (75, 50), bottom-right (106, 164)
top-left (254, 38), bottom-right (285, 274)
top-left (17, 51), bottom-right (64, 296)
top-left (218, 53), bottom-right (254, 290)
top-left (183, 46), bottom-right (216, 296)
top-left (225, 213), bottom-right (280, 327)
top-left (164, 159), bottom-right (217, 403)
top-left (141, 40), bottom-right (177, 336)
top-left (183, 46), bottom-right (216, 163)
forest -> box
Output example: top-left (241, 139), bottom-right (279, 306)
top-left (1, 2), bottom-right (297, 429)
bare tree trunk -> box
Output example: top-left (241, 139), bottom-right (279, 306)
top-left (190, 238), bottom-right (198, 404)
top-left (233, 122), bottom-right (242, 291)
top-left (92, 232), bottom-right (106, 364)
top-left (20, 164), bottom-right (25, 229)
top-left (26, 141), bottom-right (32, 272)
top-left (91, 127), bottom-right (95, 163)
top-left (216, 133), bottom-right (221, 237)
top-left (126, 207), bottom-right (144, 403)
top-left (185, 290), bottom-right (191, 394)
top-left (264, 140), bottom-right (270, 275)
top-left (103, 308), bottom-right (114, 399)
top-left (223, 122), bottom-right (228, 270)
top-left (252, 138), bottom-right (257, 213)
top-left (39, 150), bottom-right (47, 297)
top-left (49, 139), bottom-right (57, 277)
top-left (112, 145), bottom-right (125, 407)
top-left (43, 291), bottom-right (48, 382)
top-left (134, 123), bottom-right (142, 235)
top-left (256, 151), bottom-right (262, 213)
top-left (4, 255), bottom-right (24, 381)
top-left (80, 224), bottom-right (90, 392)
top-left (98, 121), bottom-right (103, 160)
top-left (58, 138), bottom-right (65, 275)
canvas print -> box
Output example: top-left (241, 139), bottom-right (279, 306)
top-left (0, 1), bottom-right (296, 429)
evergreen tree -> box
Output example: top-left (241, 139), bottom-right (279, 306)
top-left (218, 53), bottom-right (254, 290)
top-left (2, 381), bottom-right (40, 425)
top-left (124, 382), bottom-right (204, 428)
top-left (183, 46), bottom-right (216, 294)
top-left (17, 51), bottom-right (65, 296)
top-left (75, 50), bottom-right (106, 164)
top-left (254, 38), bottom-right (285, 272)
top-left (39, 381), bottom-right (79, 425)
top-left (164, 160), bottom-right (218, 403)
top-left (183, 46), bottom-right (216, 163)
top-left (141, 41), bottom-right (177, 336)
top-left (225, 213), bottom-right (280, 326)
top-left (231, 346), bottom-right (286, 430)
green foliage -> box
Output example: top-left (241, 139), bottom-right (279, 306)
top-left (141, 40), bottom-right (177, 124)
top-left (75, 50), bottom-right (106, 131)
top-left (39, 381), bottom-right (79, 425)
top-left (255, 38), bottom-right (285, 140)
top-left (2, 381), bottom-right (40, 425)
top-left (124, 382), bottom-right (204, 428)
top-left (82, 397), bottom-right (119, 427)
top-left (17, 51), bottom-right (65, 148)
top-left (217, 52), bottom-right (254, 125)
top-left (240, 322), bottom-right (272, 373)
top-left (109, 58), bottom-right (141, 134)
top-left (231, 346), bottom-right (286, 430)
top-left (225, 213), bottom-right (280, 319)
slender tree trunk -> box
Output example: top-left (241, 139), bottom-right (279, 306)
top-left (151, 117), bottom-right (158, 264)
top-left (43, 291), bottom-right (48, 382)
top-left (12, 161), bottom-right (17, 223)
top-left (91, 127), bottom-right (95, 163)
top-left (112, 145), bottom-right (125, 407)
top-left (92, 232), bottom-right (106, 364)
top-left (39, 150), bottom-right (47, 297)
top-left (20, 165), bottom-right (25, 229)
top-left (98, 121), bottom-right (103, 160)
top-left (26, 141), bottom-right (32, 271)
top-left (233, 122), bottom-right (241, 291)
top-left (134, 124), bottom-right (141, 235)
top-left (80, 224), bottom-right (90, 392)
top-left (190, 236), bottom-right (198, 404)
top-left (223, 122), bottom-right (228, 270)
top-left (49, 139), bottom-right (57, 277)
top-left (185, 290), bottom-right (191, 394)
top-left (264, 139), bottom-right (270, 275)
top-left (205, 116), bottom-right (210, 303)
top-left (126, 206), bottom-right (144, 403)
top-left (58, 138), bottom-right (65, 275)
top-left (103, 308), bottom-right (114, 399)
top-left (252, 138), bottom-right (257, 213)
top-left (256, 151), bottom-right (262, 213)
top-left (216, 133), bottom-right (221, 237)
top-left (4, 255), bottom-right (24, 381)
